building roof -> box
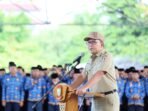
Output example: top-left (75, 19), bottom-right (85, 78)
top-left (0, 1), bottom-right (39, 11)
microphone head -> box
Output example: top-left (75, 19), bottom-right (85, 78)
top-left (80, 52), bottom-right (85, 57)
top-left (73, 52), bottom-right (85, 63)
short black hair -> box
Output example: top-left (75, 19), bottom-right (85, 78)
top-left (17, 66), bottom-right (22, 69)
top-left (0, 68), bottom-right (5, 71)
top-left (128, 67), bottom-right (136, 73)
top-left (132, 70), bottom-right (139, 74)
top-left (115, 66), bottom-right (118, 69)
top-left (50, 73), bottom-right (59, 79)
top-left (42, 68), bottom-right (47, 71)
top-left (125, 69), bottom-right (130, 73)
top-left (74, 68), bottom-right (81, 74)
top-left (26, 73), bottom-right (30, 77)
top-left (52, 65), bottom-right (57, 67)
top-left (118, 68), bottom-right (124, 71)
top-left (22, 68), bottom-right (25, 72)
top-left (9, 61), bottom-right (16, 67)
top-left (31, 67), bottom-right (38, 70)
top-left (37, 65), bottom-right (43, 71)
top-left (57, 65), bottom-right (63, 68)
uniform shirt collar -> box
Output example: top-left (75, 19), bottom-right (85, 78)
top-left (10, 73), bottom-right (18, 77)
top-left (31, 77), bottom-right (40, 80)
top-left (91, 49), bottom-right (105, 59)
top-left (132, 79), bottom-right (140, 82)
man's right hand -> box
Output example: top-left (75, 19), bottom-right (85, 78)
top-left (86, 99), bottom-right (91, 106)
top-left (32, 80), bottom-right (38, 85)
top-left (2, 101), bottom-right (6, 107)
top-left (19, 101), bottom-right (24, 107)
top-left (132, 95), bottom-right (140, 100)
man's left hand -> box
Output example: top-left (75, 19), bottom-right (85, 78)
top-left (76, 87), bottom-right (87, 95)
top-left (20, 101), bottom-right (24, 107)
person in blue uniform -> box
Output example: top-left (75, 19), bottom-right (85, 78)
top-left (0, 68), bottom-right (6, 76)
top-left (51, 65), bottom-right (72, 85)
top-left (38, 67), bottom-right (49, 111)
top-left (17, 66), bottom-right (25, 76)
top-left (121, 68), bottom-right (132, 111)
top-left (0, 68), bottom-right (6, 111)
top-left (24, 67), bottom-right (46, 111)
top-left (47, 73), bottom-right (60, 111)
top-left (2, 62), bottom-right (24, 111)
top-left (73, 68), bottom-right (91, 111)
top-left (143, 66), bottom-right (148, 111)
top-left (17, 66), bottom-right (28, 111)
top-left (42, 68), bottom-right (49, 83)
top-left (116, 68), bottom-right (126, 111)
top-left (125, 70), bottom-right (145, 111)
top-left (144, 66), bottom-right (148, 96)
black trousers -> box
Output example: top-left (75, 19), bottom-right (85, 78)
top-left (5, 102), bottom-right (20, 111)
top-left (0, 104), bottom-right (4, 111)
top-left (120, 104), bottom-right (125, 111)
top-left (144, 96), bottom-right (148, 111)
top-left (48, 104), bottom-right (59, 111)
top-left (128, 105), bottom-right (144, 111)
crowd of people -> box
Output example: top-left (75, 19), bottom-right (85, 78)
top-left (0, 61), bottom-right (147, 111)
top-left (116, 66), bottom-right (148, 111)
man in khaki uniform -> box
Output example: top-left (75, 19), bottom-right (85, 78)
top-left (71, 32), bottom-right (119, 111)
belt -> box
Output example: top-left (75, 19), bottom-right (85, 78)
top-left (102, 89), bottom-right (117, 95)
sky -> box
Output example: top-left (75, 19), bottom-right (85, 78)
top-left (0, 0), bottom-right (147, 68)
top-left (26, 0), bottom-right (105, 33)
top-left (32, 0), bottom-right (104, 24)
top-left (2, 0), bottom-right (147, 25)
top-left (29, 0), bottom-right (148, 24)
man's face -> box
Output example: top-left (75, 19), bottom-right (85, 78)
top-left (44, 69), bottom-right (49, 75)
top-left (0, 71), bottom-right (3, 75)
top-left (144, 68), bottom-right (148, 76)
top-left (40, 71), bottom-right (45, 77)
top-left (131, 73), bottom-right (139, 81)
top-left (52, 78), bottom-right (60, 84)
top-left (139, 70), bottom-right (145, 77)
top-left (17, 68), bottom-right (23, 74)
top-left (73, 73), bottom-right (80, 80)
top-left (128, 72), bottom-right (133, 80)
top-left (144, 68), bottom-right (148, 77)
top-left (119, 71), bottom-right (124, 78)
top-left (86, 39), bottom-right (103, 55)
top-left (119, 71), bottom-right (128, 78)
top-left (124, 73), bottom-right (128, 79)
top-left (32, 69), bottom-right (40, 78)
top-left (0, 70), bottom-right (5, 75)
top-left (56, 68), bottom-right (62, 75)
top-left (9, 66), bottom-right (17, 74)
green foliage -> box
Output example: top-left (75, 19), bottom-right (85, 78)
top-left (0, 0), bottom-right (147, 71)
top-left (0, 11), bottom-right (32, 69)
top-left (101, 0), bottom-right (148, 63)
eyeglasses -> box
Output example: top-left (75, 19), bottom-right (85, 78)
top-left (86, 39), bottom-right (100, 45)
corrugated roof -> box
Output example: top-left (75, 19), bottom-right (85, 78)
top-left (0, 1), bottom-right (39, 11)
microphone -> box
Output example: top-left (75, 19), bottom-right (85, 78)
top-left (73, 52), bottom-right (85, 63)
